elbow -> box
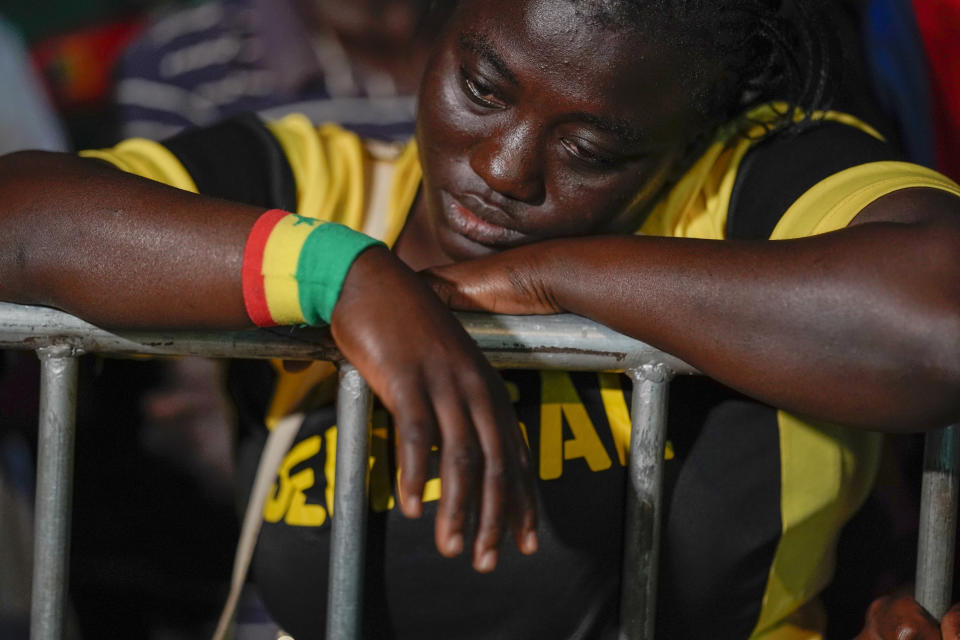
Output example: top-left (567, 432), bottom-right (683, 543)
top-left (858, 222), bottom-right (960, 433)
top-left (926, 223), bottom-right (960, 392)
top-left (1, 149), bottom-right (52, 163)
top-left (920, 313), bottom-right (960, 430)
top-left (0, 150), bottom-right (64, 302)
top-left (901, 226), bottom-right (960, 430)
top-left (0, 149), bottom-right (62, 178)
top-left (0, 150), bottom-right (71, 209)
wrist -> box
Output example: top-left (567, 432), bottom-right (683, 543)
top-left (530, 238), bottom-right (580, 313)
top-left (241, 209), bottom-right (385, 326)
top-left (330, 244), bottom-right (398, 324)
top-left (536, 235), bottom-right (638, 316)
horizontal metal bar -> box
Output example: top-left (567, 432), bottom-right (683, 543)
top-left (0, 302), bottom-right (697, 374)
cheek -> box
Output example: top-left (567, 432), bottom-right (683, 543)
top-left (417, 59), bottom-right (485, 163)
top-left (543, 171), bottom-right (648, 235)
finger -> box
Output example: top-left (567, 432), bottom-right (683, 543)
top-left (851, 626), bottom-right (877, 640)
top-left (891, 595), bottom-right (940, 640)
top-left (466, 370), bottom-right (541, 567)
top-left (467, 390), bottom-right (510, 572)
top-left (392, 387), bottom-right (437, 519)
top-left (858, 595), bottom-right (892, 639)
top-left (419, 267), bottom-right (484, 312)
top-left (431, 384), bottom-right (480, 559)
top-left (481, 385), bottom-right (539, 557)
top-left (859, 595), bottom-right (924, 640)
top-left (877, 595), bottom-right (940, 640)
top-left (492, 381), bottom-right (539, 556)
top-left (943, 602), bottom-right (960, 639)
top-left (509, 423), bottom-right (539, 556)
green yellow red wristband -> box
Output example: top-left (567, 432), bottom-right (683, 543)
top-left (242, 209), bottom-right (385, 326)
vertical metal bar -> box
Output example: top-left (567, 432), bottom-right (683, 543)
top-left (326, 364), bottom-right (373, 640)
top-left (915, 424), bottom-right (959, 621)
top-left (30, 345), bottom-right (79, 640)
top-left (620, 364), bottom-right (670, 640)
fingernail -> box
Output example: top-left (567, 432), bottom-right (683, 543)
top-left (477, 549), bottom-right (497, 572)
top-left (446, 533), bottom-right (463, 556)
top-left (523, 531), bottom-right (538, 554)
top-left (404, 494), bottom-right (422, 517)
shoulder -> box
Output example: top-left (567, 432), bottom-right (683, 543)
top-left (726, 119), bottom-right (899, 240)
top-left (83, 115), bottom-right (419, 237)
top-left (82, 113), bottom-right (297, 210)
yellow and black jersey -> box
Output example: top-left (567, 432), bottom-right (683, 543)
top-left (81, 110), bottom-right (960, 640)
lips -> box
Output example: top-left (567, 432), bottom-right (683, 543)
top-left (441, 191), bottom-right (529, 248)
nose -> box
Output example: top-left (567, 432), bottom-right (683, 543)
top-left (469, 122), bottom-right (545, 204)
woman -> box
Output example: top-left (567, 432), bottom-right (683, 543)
top-left (2, 0), bottom-right (959, 637)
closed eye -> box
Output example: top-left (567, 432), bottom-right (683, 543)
top-left (560, 137), bottom-right (618, 168)
top-left (460, 67), bottom-right (507, 110)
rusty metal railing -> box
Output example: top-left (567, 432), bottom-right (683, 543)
top-left (0, 301), bottom-right (956, 639)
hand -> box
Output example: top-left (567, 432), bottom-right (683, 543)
top-left (855, 594), bottom-right (960, 639)
top-left (947, 604), bottom-right (960, 639)
top-left (420, 244), bottom-right (563, 315)
top-left (330, 246), bottom-right (538, 571)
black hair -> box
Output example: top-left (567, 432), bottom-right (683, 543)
top-left (428, 0), bottom-right (836, 138)
top-left (572, 0), bottom-right (838, 137)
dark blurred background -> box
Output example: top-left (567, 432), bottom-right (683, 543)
top-left (3, 0), bottom-right (165, 149)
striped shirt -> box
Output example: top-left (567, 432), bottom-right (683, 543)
top-left (113, 0), bottom-right (417, 141)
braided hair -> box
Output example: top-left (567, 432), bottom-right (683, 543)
top-left (571, 0), bottom-right (838, 137)
top-left (426, 0), bottom-right (837, 139)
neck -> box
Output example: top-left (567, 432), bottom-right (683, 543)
top-left (394, 191), bottom-right (453, 271)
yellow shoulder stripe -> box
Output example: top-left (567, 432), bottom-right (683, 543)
top-left (79, 138), bottom-right (198, 193)
top-left (772, 161), bottom-right (960, 239)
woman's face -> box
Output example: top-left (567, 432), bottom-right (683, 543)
top-left (415, 0), bottom-right (708, 262)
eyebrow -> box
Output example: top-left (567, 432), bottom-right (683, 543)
top-left (458, 32), bottom-right (518, 84)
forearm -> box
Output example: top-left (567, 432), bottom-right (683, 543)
top-left (0, 150), bottom-right (260, 329)
top-left (542, 223), bottom-right (960, 431)
top-left (0, 152), bottom-right (540, 564)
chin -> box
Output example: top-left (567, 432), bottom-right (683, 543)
top-left (437, 227), bottom-right (501, 263)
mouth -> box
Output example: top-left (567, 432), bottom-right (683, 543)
top-left (440, 191), bottom-right (529, 248)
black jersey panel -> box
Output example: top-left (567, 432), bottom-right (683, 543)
top-left (656, 377), bottom-right (782, 639)
top-left (251, 370), bottom-right (627, 640)
top-left (727, 123), bottom-right (898, 241)
top-left (162, 113), bottom-right (297, 211)
top-left (245, 370), bottom-right (785, 639)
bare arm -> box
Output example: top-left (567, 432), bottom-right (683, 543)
top-left (0, 149), bottom-right (538, 570)
top-left (0, 150), bottom-right (258, 328)
top-left (425, 187), bottom-right (960, 432)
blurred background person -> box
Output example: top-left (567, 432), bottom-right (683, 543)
top-left (113, 0), bottom-right (435, 140)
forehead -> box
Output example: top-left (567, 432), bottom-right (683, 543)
top-left (450, 0), bottom-right (701, 145)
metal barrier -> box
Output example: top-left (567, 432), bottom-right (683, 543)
top-left (0, 300), bottom-right (956, 639)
